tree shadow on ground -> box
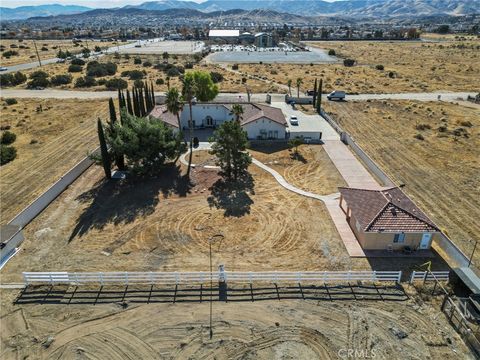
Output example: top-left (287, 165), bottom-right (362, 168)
top-left (290, 150), bottom-right (307, 164)
top-left (248, 142), bottom-right (290, 155)
top-left (69, 165), bottom-right (193, 242)
top-left (207, 173), bottom-right (255, 217)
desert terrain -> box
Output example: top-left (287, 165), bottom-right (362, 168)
top-left (0, 284), bottom-right (471, 360)
top-left (323, 99), bottom-right (480, 264)
top-left (0, 98), bottom-right (108, 224)
top-left (0, 39), bottom-right (121, 67)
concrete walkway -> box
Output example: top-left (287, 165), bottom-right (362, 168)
top-left (182, 143), bottom-right (365, 257)
top-left (322, 140), bottom-right (383, 190)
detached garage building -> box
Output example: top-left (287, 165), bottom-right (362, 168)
top-left (339, 187), bottom-right (440, 251)
top-left (150, 102), bottom-right (287, 140)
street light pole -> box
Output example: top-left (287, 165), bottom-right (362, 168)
top-left (469, 240), bottom-right (478, 267)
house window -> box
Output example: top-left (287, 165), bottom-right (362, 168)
top-left (268, 130), bottom-right (273, 138)
top-left (393, 233), bottom-right (405, 243)
top-left (273, 130), bottom-right (278, 139)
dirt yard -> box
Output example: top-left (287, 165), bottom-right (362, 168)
top-left (0, 39), bottom-right (121, 67)
top-left (301, 39), bottom-right (480, 94)
top-left (323, 100), bottom-right (480, 265)
top-left (0, 98), bottom-right (108, 224)
top-left (0, 283), bottom-right (472, 360)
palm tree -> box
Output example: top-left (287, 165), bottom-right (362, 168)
top-left (287, 79), bottom-right (292, 96)
top-left (165, 87), bottom-right (184, 133)
top-left (230, 104), bottom-right (244, 122)
top-left (182, 76), bottom-right (196, 176)
top-left (296, 78), bottom-right (303, 98)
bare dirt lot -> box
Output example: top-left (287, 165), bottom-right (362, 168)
top-left (323, 100), bottom-right (480, 264)
top-left (0, 98), bottom-right (108, 224)
top-left (0, 39), bottom-right (121, 67)
top-left (0, 284), bottom-right (472, 360)
top-left (302, 39), bottom-right (480, 93)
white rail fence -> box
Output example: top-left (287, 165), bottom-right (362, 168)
top-left (409, 271), bottom-right (450, 283)
top-left (23, 271), bottom-right (402, 286)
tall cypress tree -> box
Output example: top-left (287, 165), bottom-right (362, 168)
top-left (144, 84), bottom-right (151, 113)
top-left (126, 89), bottom-right (133, 115)
top-left (117, 89), bottom-right (122, 110)
top-left (97, 119), bottom-right (111, 179)
top-left (108, 97), bottom-right (117, 127)
top-left (150, 82), bottom-right (156, 109)
top-left (133, 87), bottom-right (139, 117)
top-left (312, 78), bottom-right (317, 108)
top-left (317, 78), bottom-right (323, 114)
top-left (139, 87), bottom-right (146, 117)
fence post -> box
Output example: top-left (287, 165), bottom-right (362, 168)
top-left (175, 272), bottom-right (179, 285)
top-left (397, 271), bottom-right (402, 284)
top-left (49, 273), bottom-right (53, 285)
top-left (125, 272), bottom-right (129, 286)
top-left (100, 272), bottom-right (104, 286)
top-left (149, 271), bottom-right (153, 285)
top-left (249, 272), bottom-right (253, 284)
top-left (423, 271), bottom-right (427, 284)
top-left (373, 270), bottom-right (377, 282)
top-left (410, 271), bottom-right (415, 284)
top-left (23, 273), bottom-right (28, 286)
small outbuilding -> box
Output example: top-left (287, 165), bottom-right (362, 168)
top-left (338, 187), bottom-right (440, 251)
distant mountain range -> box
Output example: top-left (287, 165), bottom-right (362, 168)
top-left (1, 0), bottom-right (479, 21)
top-left (0, 4), bottom-right (91, 20)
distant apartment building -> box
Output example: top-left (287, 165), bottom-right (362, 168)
top-left (254, 32), bottom-right (274, 48)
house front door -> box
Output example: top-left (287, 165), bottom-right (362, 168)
top-left (420, 233), bottom-right (432, 249)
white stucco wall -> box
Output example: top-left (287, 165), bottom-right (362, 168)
top-left (180, 104), bottom-right (232, 129)
top-left (243, 117), bottom-right (286, 140)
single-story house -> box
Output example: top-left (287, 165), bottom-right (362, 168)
top-left (338, 186), bottom-right (440, 251)
top-left (149, 102), bottom-right (287, 140)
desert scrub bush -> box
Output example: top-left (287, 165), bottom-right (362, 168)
top-left (71, 58), bottom-right (86, 66)
top-left (0, 144), bottom-right (16, 165)
top-left (86, 61), bottom-right (117, 77)
top-left (232, 64), bottom-right (239, 70)
top-left (4, 98), bottom-right (17, 105)
top-left (156, 78), bottom-right (165, 85)
top-left (414, 133), bottom-right (425, 140)
top-left (105, 77), bottom-right (128, 90)
top-left (2, 50), bottom-right (19, 58)
top-left (134, 57), bottom-right (142, 64)
top-left (68, 64), bottom-right (83, 73)
top-left (74, 76), bottom-right (97, 88)
top-left (453, 127), bottom-right (469, 138)
top-left (1, 130), bottom-right (16, 145)
top-left (30, 139), bottom-right (38, 144)
top-left (184, 62), bottom-right (193, 69)
top-left (0, 72), bottom-right (27, 87)
top-left (328, 49), bottom-right (335, 56)
top-left (143, 61), bottom-right (152, 67)
top-left (123, 70), bottom-right (144, 80)
top-left (27, 70), bottom-right (50, 88)
top-left (50, 74), bottom-right (73, 86)
top-left (415, 123), bottom-right (431, 131)
top-left (438, 125), bottom-right (448, 132)
top-left (210, 71), bottom-right (224, 83)
top-left (343, 59), bottom-right (355, 67)
top-left (459, 120), bottom-right (473, 127)
top-left (134, 79), bottom-right (144, 88)
top-left (375, 64), bottom-right (384, 70)
top-left (270, 69), bottom-right (278, 75)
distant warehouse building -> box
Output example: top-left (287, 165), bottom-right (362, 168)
top-left (255, 32), bottom-right (275, 48)
top-left (208, 29), bottom-right (240, 43)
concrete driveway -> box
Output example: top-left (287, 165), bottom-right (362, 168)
top-left (273, 101), bottom-right (340, 141)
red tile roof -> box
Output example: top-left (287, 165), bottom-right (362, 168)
top-left (339, 187), bottom-right (439, 233)
top-left (149, 103), bottom-right (287, 128)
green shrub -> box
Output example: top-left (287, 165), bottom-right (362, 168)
top-left (343, 59), bottom-right (355, 67)
top-left (2, 50), bottom-right (19, 58)
top-left (185, 62), bottom-right (194, 69)
top-left (143, 61), bottom-right (152, 67)
top-left (1, 130), bottom-right (16, 145)
top-left (105, 77), bottom-right (128, 90)
top-left (156, 78), bottom-right (165, 85)
top-left (328, 49), bottom-right (336, 56)
top-left (415, 123), bottom-right (431, 131)
top-left (134, 79), bottom-right (144, 88)
top-left (86, 61), bottom-right (117, 77)
top-left (27, 71), bottom-right (50, 88)
top-left (71, 58), bottom-right (86, 66)
top-left (232, 64), bottom-right (239, 70)
top-left (166, 67), bottom-right (181, 77)
top-left (74, 76), bottom-right (97, 88)
top-left (68, 64), bottom-right (83, 72)
top-left (4, 98), bottom-right (17, 105)
top-left (460, 120), bottom-right (473, 127)
top-left (210, 71), bottom-right (224, 83)
top-left (0, 144), bottom-right (16, 165)
top-left (126, 70), bottom-right (144, 80)
top-left (134, 57), bottom-right (142, 65)
top-left (414, 133), bottom-right (424, 140)
top-left (375, 64), bottom-right (384, 70)
top-left (51, 74), bottom-right (73, 86)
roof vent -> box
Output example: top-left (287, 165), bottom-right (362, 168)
top-left (391, 208), bottom-right (397, 216)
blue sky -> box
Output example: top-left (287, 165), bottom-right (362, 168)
top-left (2, 0), bottom-right (339, 9)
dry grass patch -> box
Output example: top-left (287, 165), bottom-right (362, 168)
top-left (0, 39), bottom-right (121, 67)
top-left (324, 100), bottom-right (480, 264)
top-left (0, 98), bottom-right (108, 223)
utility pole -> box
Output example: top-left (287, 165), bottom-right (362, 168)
top-left (32, 40), bottom-right (42, 67)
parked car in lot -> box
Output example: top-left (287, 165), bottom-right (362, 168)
top-left (327, 90), bottom-right (346, 101)
top-left (0, 67), bottom-right (8, 71)
top-left (56, 59), bottom-right (66, 63)
top-left (290, 115), bottom-right (299, 126)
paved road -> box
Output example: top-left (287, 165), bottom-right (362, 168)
top-left (0, 89), bottom-right (475, 103)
